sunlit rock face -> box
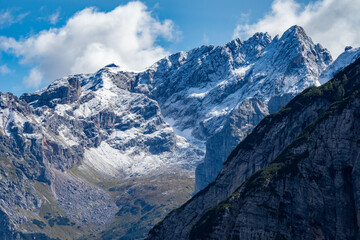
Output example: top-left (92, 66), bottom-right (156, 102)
top-left (0, 25), bottom-right (334, 239)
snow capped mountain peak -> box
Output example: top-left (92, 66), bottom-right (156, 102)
top-left (284, 24), bottom-right (305, 34)
top-left (277, 25), bottom-right (331, 63)
top-left (319, 46), bottom-right (360, 84)
top-left (224, 32), bottom-right (272, 65)
top-left (83, 66), bottom-right (118, 91)
top-left (281, 25), bottom-right (310, 43)
top-left (245, 31), bottom-right (272, 47)
top-left (20, 26), bottom-right (332, 138)
top-left (227, 31), bottom-right (272, 50)
top-left (18, 25), bottom-right (333, 189)
top-left (262, 25), bottom-right (332, 89)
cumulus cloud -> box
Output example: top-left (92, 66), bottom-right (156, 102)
top-left (23, 68), bottom-right (43, 88)
top-left (0, 64), bottom-right (11, 74)
top-left (0, 10), bottom-right (29, 28)
top-left (49, 10), bottom-right (60, 25)
top-left (0, 1), bottom-right (175, 87)
top-left (233, 0), bottom-right (360, 58)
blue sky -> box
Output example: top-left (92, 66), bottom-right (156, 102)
top-left (0, 0), bottom-right (359, 95)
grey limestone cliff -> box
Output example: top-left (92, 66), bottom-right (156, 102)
top-left (189, 58), bottom-right (360, 239)
top-left (194, 25), bottom-right (331, 192)
top-left (147, 57), bottom-right (360, 240)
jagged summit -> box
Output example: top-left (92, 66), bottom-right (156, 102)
top-left (228, 31), bottom-right (272, 50)
top-left (18, 26), bottom-right (333, 192)
top-left (282, 25), bottom-right (308, 39)
top-left (277, 25), bottom-right (331, 64)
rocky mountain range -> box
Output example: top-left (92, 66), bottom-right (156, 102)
top-left (0, 25), bottom-right (357, 239)
top-left (147, 51), bottom-right (360, 240)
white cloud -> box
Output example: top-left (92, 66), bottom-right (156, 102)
top-left (0, 64), bottom-right (11, 74)
top-left (233, 0), bottom-right (360, 58)
top-left (0, 11), bottom-right (13, 26)
top-left (0, 1), bottom-right (176, 87)
top-left (0, 10), bottom-right (29, 27)
top-left (49, 10), bottom-right (60, 25)
top-left (23, 68), bottom-right (43, 88)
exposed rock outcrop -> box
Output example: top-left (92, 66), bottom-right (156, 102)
top-left (147, 57), bottom-right (360, 240)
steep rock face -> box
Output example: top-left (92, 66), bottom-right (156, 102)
top-left (195, 93), bottom-right (298, 192)
top-left (189, 60), bottom-right (360, 239)
top-left (0, 92), bottom-right (118, 239)
top-left (0, 92), bottom-right (82, 179)
top-left (195, 98), bottom-right (269, 191)
top-left (319, 46), bottom-right (360, 84)
top-left (21, 76), bottom-right (82, 108)
top-left (147, 58), bottom-right (360, 240)
top-left (194, 25), bottom-right (331, 192)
